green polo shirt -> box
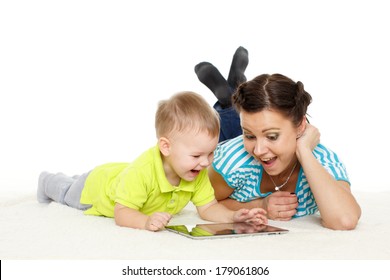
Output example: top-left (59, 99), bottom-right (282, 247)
top-left (80, 145), bottom-right (215, 217)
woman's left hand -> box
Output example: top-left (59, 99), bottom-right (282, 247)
top-left (296, 123), bottom-right (320, 157)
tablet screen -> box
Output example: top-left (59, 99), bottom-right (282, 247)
top-left (165, 222), bottom-right (288, 239)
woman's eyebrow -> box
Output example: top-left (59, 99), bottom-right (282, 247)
top-left (242, 127), bottom-right (280, 134)
top-left (262, 128), bottom-right (280, 133)
top-left (241, 127), bottom-right (252, 133)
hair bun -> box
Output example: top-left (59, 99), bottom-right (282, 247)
top-left (295, 81), bottom-right (304, 103)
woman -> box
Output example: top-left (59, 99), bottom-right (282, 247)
top-left (199, 69), bottom-right (360, 230)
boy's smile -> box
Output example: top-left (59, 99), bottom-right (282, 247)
top-left (160, 130), bottom-right (219, 186)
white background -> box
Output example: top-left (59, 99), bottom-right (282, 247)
top-left (1, 0), bottom-right (389, 194)
top-left (2, 260), bottom-right (388, 279)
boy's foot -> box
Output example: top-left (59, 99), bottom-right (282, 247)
top-left (37, 171), bottom-right (52, 203)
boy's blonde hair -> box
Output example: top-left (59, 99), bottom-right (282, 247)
top-left (155, 91), bottom-right (220, 139)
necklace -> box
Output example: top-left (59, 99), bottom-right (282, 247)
top-left (268, 162), bottom-right (298, 191)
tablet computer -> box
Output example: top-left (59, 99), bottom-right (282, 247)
top-left (165, 222), bottom-right (288, 239)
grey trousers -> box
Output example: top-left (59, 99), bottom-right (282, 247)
top-left (37, 171), bottom-right (92, 210)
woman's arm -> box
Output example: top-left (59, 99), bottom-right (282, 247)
top-left (297, 124), bottom-right (361, 230)
top-left (208, 165), bottom-right (297, 219)
top-left (208, 166), bottom-right (262, 208)
top-left (208, 166), bottom-right (234, 200)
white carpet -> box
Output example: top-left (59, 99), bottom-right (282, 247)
top-left (1, 191), bottom-right (389, 260)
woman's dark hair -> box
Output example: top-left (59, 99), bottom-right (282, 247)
top-left (232, 73), bottom-right (312, 126)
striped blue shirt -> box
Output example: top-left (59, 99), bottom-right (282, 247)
top-left (212, 136), bottom-right (350, 218)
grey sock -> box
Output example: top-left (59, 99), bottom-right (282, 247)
top-left (37, 171), bottom-right (51, 203)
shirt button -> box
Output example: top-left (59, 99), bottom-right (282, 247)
top-left (170, 199), bottom-right (175, 204)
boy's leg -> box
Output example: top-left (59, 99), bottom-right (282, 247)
top-left (227, 46), bottom-right (249, 90)
top-left (37, 171), bottom-right (91, 210)
top-left (37, 172), bottom-right (73, 204)
top-left (194, 62), bottom-right (233, 108)
top-left (64, 172), bottom-right (92, 210)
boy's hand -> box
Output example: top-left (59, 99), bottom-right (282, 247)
top-left (145, 212), bottom-right (172, 232)
top-left (233, 208), bottom-right (268, 225)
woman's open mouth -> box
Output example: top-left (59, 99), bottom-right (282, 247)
top-left (260, 156), bottom-right (277, 167)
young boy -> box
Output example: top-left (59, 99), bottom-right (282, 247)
top-left (37, 91), bottom-right (267, 231)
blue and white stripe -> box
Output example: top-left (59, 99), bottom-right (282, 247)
top-left (212, 136), bottom-right (350, 218)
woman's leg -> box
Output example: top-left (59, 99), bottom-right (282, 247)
top-left (194, 62), bottom-right (233, 108)
top-left (195, 46), bottom-right (249, 142)
top-left (214, 102), bottom-right (242, 142)
top-left (227, 46), bottom-right (249, 89)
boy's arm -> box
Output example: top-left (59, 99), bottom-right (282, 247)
top-left (217, 197), bottom-right (265, 210)
top-left (114, 203), bottom-right (172, 231)
top-left (196, 199), bottom-right (235, 222)
top-left (196, 199), bottom-right (267, 224)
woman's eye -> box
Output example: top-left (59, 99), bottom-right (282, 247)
top-left (244, 134), bottom-right (255, 140)
top-left (267, 134), bottom-right (279, 141)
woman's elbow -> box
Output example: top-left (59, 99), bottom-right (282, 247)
top-left (323, 211), bottom-right (361, 230)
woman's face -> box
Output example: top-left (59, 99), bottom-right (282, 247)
top-left (240, 109), bottom-right (302, 176)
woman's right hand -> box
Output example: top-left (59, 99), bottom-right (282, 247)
top-left (262, 191), bottom-right (298, 221)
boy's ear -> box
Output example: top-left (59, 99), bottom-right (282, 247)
top-left (158, 137), bottom-right (171, 156)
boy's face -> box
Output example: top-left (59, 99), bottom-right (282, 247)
top-left (160, 130), bottom-right (219, 185)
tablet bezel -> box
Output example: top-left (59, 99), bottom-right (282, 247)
top-left (165, 222), bottom-right (288, 239)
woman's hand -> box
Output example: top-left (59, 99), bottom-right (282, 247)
top-left (262, 191), bottom-right (298, 221)
top-left (294, 123), bottom-right (361, 230)
top-left (296, 123), bottom-right (320, 157)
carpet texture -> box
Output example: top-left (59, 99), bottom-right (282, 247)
top-left (1, 191), bottom-right (389, 260)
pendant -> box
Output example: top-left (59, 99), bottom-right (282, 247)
top-left (275, 187), bottom-right (280, 191)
